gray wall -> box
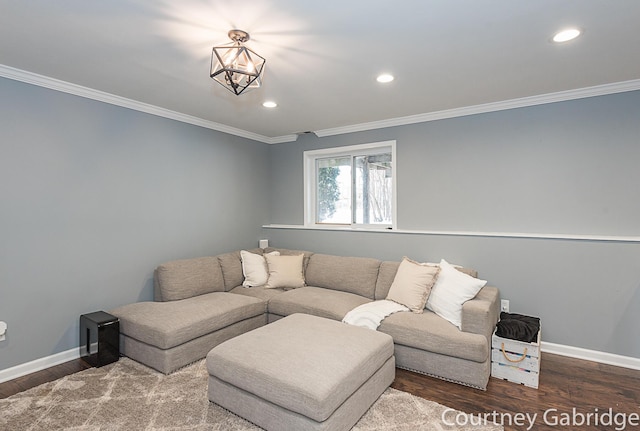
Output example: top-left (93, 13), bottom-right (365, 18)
top-left (1, 75), bottom-right (638, 372)
top-left (0, 78), bottom-right (270, 370)
top-left (265, 91), bottom-right (640, 358)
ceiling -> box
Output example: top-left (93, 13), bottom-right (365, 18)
top-left (2, 1), bottom-right (640, 143)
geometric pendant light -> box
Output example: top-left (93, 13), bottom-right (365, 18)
top-left (210, 30), bottom-right (266, 95)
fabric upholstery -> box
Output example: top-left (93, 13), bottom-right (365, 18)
top-left (385, 257), bottom-right (440, 313)
top-left (229, 285), bottom-right (287, 302)
top-left (118, 249), bottom-right (499, 390)
top-left (207, 314), bottom-right (394, 423)
top-left (154, 256), bottom-right (225, 301)
top-left (264, 253), bottom-right (306, 288)
top-left (375, 261), bottom-right (401, 300)
top-left (461, 286), bottom-right (500, 340)
top-left (304, 254), bottom-right (381, 299)
top-left (217, 251), bottom-right (245, 291)
top-left (217, 248), bottom-right (264, 291)
top-left (394, 344), bottom-right (491, 390)
top-left (457, 266), bottom-right (478, 278)
top-left (268, 286), bottom-right (371, 321)
top-left (378, 309), bottom-right (488, 362)
top-left (111, 292), bottom-right (266, 349)
top-left (264, 247), bottom-right (314, 270)
top-left (426, 259), bottom-right (487, 329)
top-left (375, 260), bottom-right (478, 300)
top-left (240, 250), bottom-right (278, 287)
top-left (208, 357), bottom-right (394, 431)
top-left (119, 315), bottom-right (265, 374)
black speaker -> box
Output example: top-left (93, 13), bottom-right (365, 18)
top-left (80, 311), bottom-right (119, 367)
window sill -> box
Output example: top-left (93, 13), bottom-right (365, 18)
top-left (262, 224), bottom-right (640, 243)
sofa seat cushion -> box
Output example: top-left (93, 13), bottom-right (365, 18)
top-left (111, 292), bottom-right (266, 350)
top-left (229, 285), bottom-right (287, 302)
top-left (268, 286), bottom-right (371, 321)
top-left (378, 310), bottom-right (489, 363)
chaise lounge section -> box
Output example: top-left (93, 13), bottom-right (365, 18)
top-left (110, 254), bottom-right (267, 374)
top-left (110, 247), bottom-right (500, 389)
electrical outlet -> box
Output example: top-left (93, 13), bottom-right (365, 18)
top-left (501, 300), bottom-right (510, 313)
top-left (0, 321), bottom-right (7, 342)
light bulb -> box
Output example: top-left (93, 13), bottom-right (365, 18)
top-left (553, 28), bottom-right (581, 43)
top-left (376, 74), bottom-right (394, 83)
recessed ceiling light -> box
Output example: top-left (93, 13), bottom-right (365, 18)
top-left (552, 28), bottom-right (581, 43)
top-left (262, 101), bottom-right (277, 108)
top-left (376, 74), bottom-right (394, 83)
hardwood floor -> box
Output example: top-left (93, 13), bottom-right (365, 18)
top-left (2, 352), bottom-right (639, 431)
top-left (0, 359), bottom-right (91, 399)
top-left (392, 353), bottom-right (640, 431)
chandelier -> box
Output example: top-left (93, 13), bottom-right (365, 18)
top-left (210, 30), bottom-right (266, 95)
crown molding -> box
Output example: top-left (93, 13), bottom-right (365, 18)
top-left (0, 64), bottom-right (298, 144)
top-left (314, 79), bottom-right (640, 137)
top-left (3, 64), bottom-right (639, 143)
top-left (264, 134), bottom-right (300, 144)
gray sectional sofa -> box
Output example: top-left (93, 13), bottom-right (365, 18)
top-left (110, 247), bottom-right (500, 390)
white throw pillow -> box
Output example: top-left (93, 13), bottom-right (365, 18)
top-left (264, 254), bottom-right (305, 289)
top-left (426, 259), bottom-right (487, 329)
top-left (386, 257), bottom-right (440, 313)
top-left (240, 250), bottom-right (279, 287)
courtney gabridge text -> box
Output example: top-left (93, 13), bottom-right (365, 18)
top-left (442, 407), bottom-right (640, 430)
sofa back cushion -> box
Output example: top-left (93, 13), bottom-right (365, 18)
top-left (217, 249), bottom-right (266, 291)
top-left (305, 254), bottom-right (381, 299)
top-left (375, 260), bottom-right (479, 300)
top-left (217, 251), bottom-right (245, 291)
top-left (264, 247), bottom-right (314, 271)
top-left (375, 261), bottom-right (401, 300)
top-left (154, 256), bottom-right (225, 301)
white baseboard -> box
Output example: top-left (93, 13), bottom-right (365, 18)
top-left (0, 348), bottom-right (80, 384)
top-left (1, 342), bottom-right (639, 385)
top-left (541, 342), bottom-right (640, 370)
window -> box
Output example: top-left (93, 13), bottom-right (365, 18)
top-left (304, 141), bottom-right (396, 228)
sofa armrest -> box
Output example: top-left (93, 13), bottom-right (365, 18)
top-left (460, 286), bottom-right (500, 342)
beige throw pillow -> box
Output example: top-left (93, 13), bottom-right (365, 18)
top-left (240, 250), bottom-right (280, 287)
top-left (264, 253), bottom-right (305, 289)
top-left (386, 257), bottom-right (440, 313)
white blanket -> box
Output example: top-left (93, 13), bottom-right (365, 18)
top-left (342, 300), bottom-right (409, 330)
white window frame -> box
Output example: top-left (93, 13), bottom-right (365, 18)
top-left (303, 140), bottom-right (397, 229)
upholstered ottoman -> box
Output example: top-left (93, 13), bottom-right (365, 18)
top-left (206, 313), bottom-right (395, 431)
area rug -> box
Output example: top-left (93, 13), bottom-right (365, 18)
top-left (1, 358), bottom-right (503, 430)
